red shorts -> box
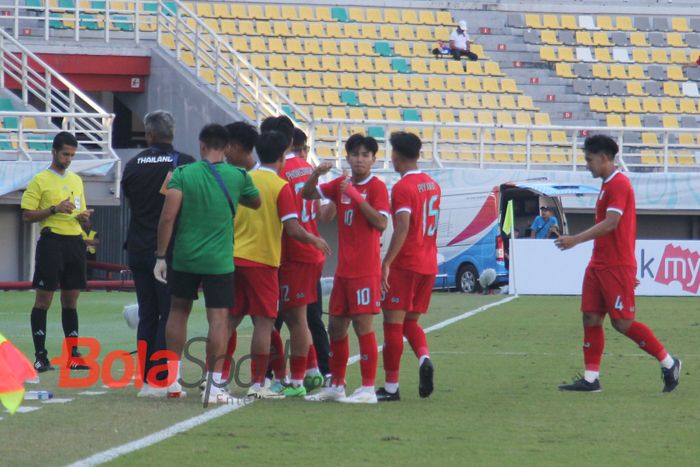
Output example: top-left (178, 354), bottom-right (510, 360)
top-left (279, 261), bottom-right (323, 311)
top-left (230, 266), bottom-right (279, 319)
top-left (329, 276), bottom-right (381, 317)
top-left (381, 268), bottom-right (435, 313)
top-left (581, 266), bottom-right (636, 320)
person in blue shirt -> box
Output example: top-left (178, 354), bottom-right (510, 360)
top-left (530, 206), bottom-right (559, 239)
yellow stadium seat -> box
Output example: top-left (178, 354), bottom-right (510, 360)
top-left (338, 74), bottom-right (356, 89)
top-left (430, 60), bottom-right (447, 74)
top-left (341, 57), bottom-right (359, 72)
top-left (597, 16), bottom-right (614, 30)
top-left (560, 15), bottom-right (578, 30)
top-left (419, 11), bottom-right (437, 25)
top-left (595, 48), bottom-right (613, 62)
top-left (394, 42), bottom-right (411, 57)
top-left (667, 66), bottom-right (686, 81)
top-left (247, 5), bottom-right (264, 19)
top-left (436, 11), bottom-right (452, 24)
top-left (540, 46), bottom-right (557, 61)
top-left (482, 95), bottom-right (500, 110)
top-left (339, 23), bottom-right (359, 39)
top-left (264, 5), bottom-right (282, 20)
top-left (447, 61), bottom-right (465, 74)
top-left (667, 33), bottom-right (687, 48)
top-left (248, 37), bottom-right (265, 53)
top-left (551, 130), bottom-right (567, 143)
top-left (625, 115), bottom-right (642, 127)
top-left (459, 110), bottom-right (476, 123)
top-left (321, 40), bottom-right (338, 55)
top-left (607, 114), bottom-right (623, 127)
top-left (651, 49), bottom-right (669, 64)
top-left (664, 82), bottom-right (682, 97)
top-left (671, 17), bottom-right (691, 32)
top-left (249, 55), bottom-right (266, 69)
top-left (616, 16), bottom-right (634, 31)
top-left (462, 94), bottom-right (480, 109)
top-left (679, 99), bottom-right (697, 114)
top-left (640, 153), bottom-right (660, 165)
top-left (375, 75), bottom-right (392, 90)
top-left (256, 21), bottom-right (273, 36)
top-left (464, 78), bottom-right (482, 92)
top-left (629, 32), bottom-right (649, 47)
top-left (379, 91), bottom-right (398, 107)
top-left (220, 19), bottom-right (236, 34)
top-left (408, 58), bottom-right (427, 74)
top-left (428, 94), bottom-right (445, 109)
top-left (272, 22), bottom-right (291, 37)
top-left (415, 26), bottom-right (435, 41)
top-left (517, 95), bottom-right (538, 111)
top-left (326, 23), bottom-right (343, 39)
top-left (525, 14), bottom-right (541, 29)
top-left (628, 65), bottom-right (647, 80)
top-left (470, 44), bottom-right (487, 59)
top-left (590, 97), bottom-right (606, 112)
top-left (642, 98), bottom-right (660, 113)
top-left (501, 79), bottom-right (519, 93)
top-left (484, 62), bottom-right (505, 76)
top-left (558, 47), bottom-right (575, 62)
top-left (278, 5), bottom-right (297, 20)
top-left (495, 129), bottom-right (512, 143)
top-left (289, 89), bottom-right (307, 104)
top-left (662, 115), bottom-right (679, 127)
top-left (361, 24), bottom-right (379, 39)
top-left (607, 97), bottom-right (624, 113)
top-left (556, 63), bottom-right (576, 78)
top-left (515, 113), bottom-right (532, 126)
top-left (632, 49), bottom-right (650, 63)
top-left (532, 130), bottom-right (549, 143)
top-left (213, 3), bottom-right (231, 18)
top-left (237, 20), bottom-right (254, 35)
top-left (348, 7), bottom-right (365, 22)
top-left (358, 74), bottom-right (376, 90)
top-left (307, 73), bottom-right (324, 87)
top-left (348, 108), bottom-right (365, 120)
top-left (466, 61), bottom-right (485, 75)
top-left (481, 78), bottom-right (499, 93)
top-left (384, 9), bottom-right (401, 23)
top-left (196, 3), bottom-right (213, 17)
top-left (439, 110), bottom-right (455, 122)
top-left (357, 42), bottom-right (378, 57)
top-left (291, 22), bottom-right (308, 37)
top-left (670, 49), bottom-right (688, 64)
top-left (315, 7), bottom-right (332, 21)
top-left (624, 97), bottom-right (642, 113)
top-left (642, 133), bottom-right (659, 145)
top-left (410, 76), bottom-right (427, 91)
top-left (542, 15), bottom-right (559, 29)
top-left (592, 64), bottom-right (610, 79)
top-left (365, 8), bottom-right (383, 22)
top-left (393, 75), bottom-right (410, 90)
top-left (592, 32), bottom-right (612, 46)
top-left (661, 98), bottom-right (679, 114)
top-left (385, 109), bottom-right (401, 120)
top-left (496, 112), bottom-right (514, 125)
top-left (499, 95), bottom-right (518, 110)
top-left (576, 31), bottom-right (594, 46)
top-left (380, 25), bottom-right (396, 39)
top-left (445, 77), bottom-right (462, 91)
top-left (229, 4), bottom-right (246, 18)
top-left (308, 23), bottom-right (326, 38)
top-left (268, 38), bottom-right (285, 54)
top-left (286, 56), bottom-right (303, 71)
top-left (477, 111), bottom-right (494, 125)
top-left (541, 30), bottom-right (561, 45)
top-left (402, 10), bottom-right (418, 24)
top-left (358, 91), bottom-right (375, 107)
top-left (303, 56), bottom-right (321, 71)
top-left (307, 90), bottom-right (324, 105)
top-left (610, 64), bottom-right (627, 79)
top-left (410, 93), bottom-right (428, 108)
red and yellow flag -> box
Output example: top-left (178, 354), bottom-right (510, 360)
top-left (0, 333), bottom-right (37, 414)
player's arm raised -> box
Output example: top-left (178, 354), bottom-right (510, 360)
top-left (555, 210), bottom-right (621, 251)
top-left (381, 211), bottom-right (410, 292)
top-left (154, 188), bottom-right (183, 282)
top-left (341, 177), bottom-right (387, 232)
top-left (301, 162), bottom-right (333, 200)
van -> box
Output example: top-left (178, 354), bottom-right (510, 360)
top-left (415, 182), bottom-right (598, 292)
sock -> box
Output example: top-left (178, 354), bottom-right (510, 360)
top-left (306, 344), bottom-right (318, 370)
top-left (384, 382), bottom-right (399, 394)
top-left (382, 322), bottom-right (404, 384)
top-left (418, 355), bottom-right (430, 366)
top-left (269, 330), bottom-right (287, 381)
top-left (358, 332), bottom-right (378, 388)
top-left (329, 335), bottom-right (349, 387)
top-left (30, 307), bottom-right (48, 353)
top-left (660, 354), bottom-right (675, 369)
top-left (583, 325), bottom-right (604, 382)
top-left (403, 318), bottom-right (429, 359)
top-left (61, 308), bottom-right (79, 338)
top-left (624, 321), bottom-right (669, 363)
top-left (222, 331), bottom-right (237, 381)
top-left (251, 353), bottom-right (269, 385)
top-left (290, 355), bottom-right (306, 385)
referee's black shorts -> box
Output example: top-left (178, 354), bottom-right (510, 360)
top-left (32, 230), bottom-right (87, 291)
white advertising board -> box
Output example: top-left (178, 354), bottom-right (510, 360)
top-left (511, 239), bottom-right (700, 296)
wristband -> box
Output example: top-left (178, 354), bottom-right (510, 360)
top-left (49, 205), bottom-right (57, 215)
top-left (155, 255), bottom-right (166, 260)
top-left (344, 184), bottom-right (365, 205)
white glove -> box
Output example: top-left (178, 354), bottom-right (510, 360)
top-left (154, 258), bottom-right (168, 284)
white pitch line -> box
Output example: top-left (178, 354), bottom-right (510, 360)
top-left (69, 295), bottom-right (516, 466)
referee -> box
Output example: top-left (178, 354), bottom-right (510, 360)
top-left (21, 132), bottom-right (92, 372)
top-left (122, 110), bottom-right (194, 397)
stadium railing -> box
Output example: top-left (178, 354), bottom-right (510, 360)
top-left (2, 0), bottom-right (309, 131)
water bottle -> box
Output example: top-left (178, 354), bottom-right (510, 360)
top-left (24, 390), bottom-right (53, 400)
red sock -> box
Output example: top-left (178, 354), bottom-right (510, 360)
top-left (329, 336), bottom-right (349, 387)
top-left (583, 326), bottom-right (604, 371)
top-left (306, 344), bottom-right (318, 370)
top-left (625, 321), bottom-right (668, 361)
top-left (382, 322), bottom-right (404, 384)
top-left (221, 330), bottom-right (237, 381)
top-left (403, 318), bottom-right (429, 359)
top-left (251, 353), bottom-right (269, 385)
top-left (290, 356), bottom-right (306, 382)
top-left (269, 329), bottom-right (286, 380)
top-left (358, 332), bottom-right (378, 387)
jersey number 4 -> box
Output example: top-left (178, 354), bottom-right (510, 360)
top-left (614, 295), bottom-right (623, 311)
top-left (422, 195), bottom-right (439, 237)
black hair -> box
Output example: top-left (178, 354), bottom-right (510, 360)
top-left (53, 131), bottom-right (78, 151)
top-left (345, 133), bottom-right (379, 155)
top-left (198, 123), bottom-right (229, 151)
top-left (583, 134), bottom-right (618, 160)
top-left (256, 130), bottom-right (288, 164)
top-left (292, 127), bottom-right (307, 148)
top-left (390, 131), bottom-right (422, 160)
top-left (260, 115), bottom-right (294, 147)
top-left (225, 121), bottom-right (258, 152)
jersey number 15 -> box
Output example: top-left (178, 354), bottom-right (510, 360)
top-left (422, 195), bottom-right (439, 237)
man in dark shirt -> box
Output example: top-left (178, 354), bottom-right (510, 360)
top-left (121, 110), bottom-right (195, 397)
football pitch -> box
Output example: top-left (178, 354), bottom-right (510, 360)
top-left (1, 291), bottom-right (699, 466)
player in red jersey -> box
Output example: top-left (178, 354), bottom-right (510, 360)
top-left (301, 134), bottom-right (390, 404)
top-left (277, 128), bottom-right (329, 396)
top-left (377, 132), bottom-right (441, 402)
top-left (556, 135), bottom-right (681, 393)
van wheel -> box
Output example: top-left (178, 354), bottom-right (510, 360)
top-left (456, 264), bottom-right (479, 293)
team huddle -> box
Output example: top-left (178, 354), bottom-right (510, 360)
top-left (153, 115), bottom-right (441, 404)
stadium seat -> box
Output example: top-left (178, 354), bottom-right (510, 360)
top-left (556, 63), bottom-right (577, 78)
top-left (629, 32), bottom-right (649, 47)
top-left (525, 14), bottom-right (541, 29)
top-left (542, 15), bottom-right (560, 29)
top-left (667, 66), bottom-right (686, 81)
top-left (671, 17), bottom-right (692, 32)
top-left (616, 16), bottom-right (634, 31)
top-left (560, 15), bottom-right (578, 30)
top-left (541, 30), bottom-right (561, 45)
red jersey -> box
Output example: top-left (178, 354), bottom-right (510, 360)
top-left (590, 171), bottom-right (637, 269)
top-left (391, 171), bottom-right (441, 275)
top-left (319, 174), bottom-right (390, 278)
top-left (280, 155), bottom-right (324, 264)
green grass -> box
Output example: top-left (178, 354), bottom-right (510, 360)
top-left (1, 291), bottom-right (699, 466)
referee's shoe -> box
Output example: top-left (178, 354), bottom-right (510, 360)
top-left (68, 349), bottom-right (90, 370)
top-left (34, 350), bottom-right (54, 373)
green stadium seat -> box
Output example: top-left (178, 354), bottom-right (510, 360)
top-left (281, 105), bottom-right (294, 118)
top-left (3, 117), bottom-right (18, 129)
top-left (402, 109), bottom-right (421, 121)
top-left (340, 90), bottom-right (359, 106)
top-left (26, 134), bottom-right (51, 151)
top-left (58, 0), bottom-right (75, 8)
top-left (0, 99), bottom-right (13, 111)
top-left (49, 13), bottom-right (69, 29)
top-left (368, 126), bottom-right (385, 139)
top-left (0, 135), bottom-right (13, 150)
top-left (112, 15), bottom-right (133, 31)
top-left (331, 7), bottom-right (349, 22)
top-left (391, 58), bottom-right (410, 73)
top-left (374, 41), bottom-right (393, 57)
top-left (90, 1), bottom-right (106, 9)
top-left (25, 0), bottom-right (43, 7)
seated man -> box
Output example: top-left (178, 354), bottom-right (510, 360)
top-left (530, 206), bottom-right (559, 239)
top-left (432, 40), bottom-right (451, 58)
top-left (449, 21), bottom-right (478, 61)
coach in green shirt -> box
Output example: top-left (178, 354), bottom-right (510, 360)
top-left (154, 123), bottom-right (260, 401)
